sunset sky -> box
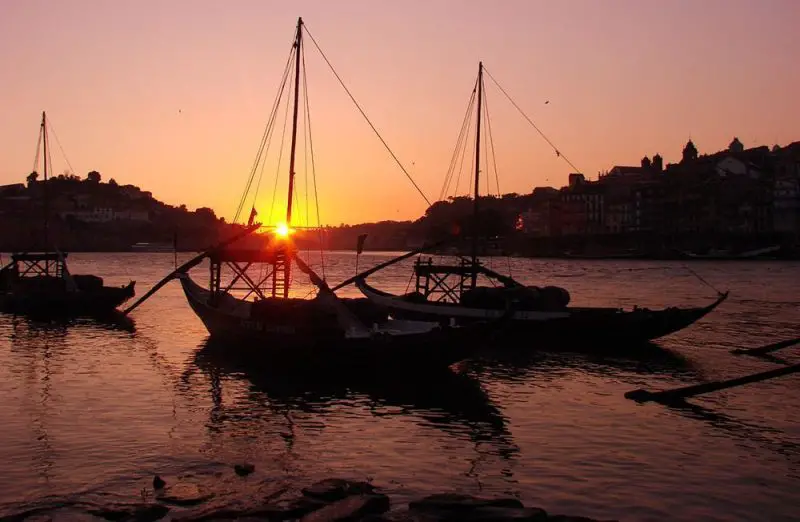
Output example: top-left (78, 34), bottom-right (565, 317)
top-left (1, 0), bottom-right (798, 226)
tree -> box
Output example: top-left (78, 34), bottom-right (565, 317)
top-left (108, 178), bottom-right (118, 186)
top-left (86, 170), bottom-right (101, 183)
top-left (728, 137), bottom-right (744, 153)
top-left (26, 171), bottom-right (38, 184)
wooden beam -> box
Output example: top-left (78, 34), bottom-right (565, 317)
top-left (731, 336), bottom-right (800, 357)
top-left (625, 363), bottom-right (800, 404)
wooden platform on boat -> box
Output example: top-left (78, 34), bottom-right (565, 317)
top-left (414, 263), bottom-right (480, 277)
top-left (11, 252), bottom-right (67, 262)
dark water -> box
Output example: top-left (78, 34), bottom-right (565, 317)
top-left (0, 252), bottom-right (798, 521)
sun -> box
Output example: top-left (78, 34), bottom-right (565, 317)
top-left (275, 223), bottom-right (291, 238)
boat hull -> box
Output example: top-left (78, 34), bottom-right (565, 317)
top-left (179, 275), bottom-right (492, 370)
top-left (0, 281), bottom-right (136, 318)
top-left (355, 277), bottom-right (728, 348)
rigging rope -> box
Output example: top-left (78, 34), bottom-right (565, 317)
top-left (303, 24), bottom-right (431, 207)
top-left (32, 126), bottom-right (43, 173)
top-left (46, 117), bottom-right (76, 176)
top-left (439, 82), bottom-right (477, 201)
top-left (233, 44), bottom-right (296, 224)
top-left (482, 86), bottom-right (501, 196)
top-left (268, 69), bottom-right (294, 225)
top-left (483, 66), bottom-right (583, 176)
top-left (682, 263), bottom-right (723, 296)
top-left (301, 42), bottom-right (326, 280)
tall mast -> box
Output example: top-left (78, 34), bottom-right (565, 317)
top-left (286, 17), bottom-right (303, 227)
top-left (470, 62), bottom-right (483, 288)
top-left (278, 17), bottom-right (303, 298)
top-left (41, 111), bottom-right (49, 250)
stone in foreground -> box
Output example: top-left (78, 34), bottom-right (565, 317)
top-left (302, 478), bottom-right (376, 502)
top-left (301, 493), bottom-right (391, 522)
top-left (409, 493), bottom-right (525, 512)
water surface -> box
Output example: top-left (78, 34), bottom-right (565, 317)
top-left (0, 253), bottom-right (798, 521)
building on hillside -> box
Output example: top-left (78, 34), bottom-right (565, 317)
top-left (560, 174), bottom-right (604, 235)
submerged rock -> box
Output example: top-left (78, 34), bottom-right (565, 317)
top-left (409, 493), bottom-right (525, 512)
top-left (406, 494), bottom-right (546, 522)
top-left (86, 502), bottom-right (169, 521)
top-left (302, 478), bottom-right (376, 502)
top-left (233, 463), bottom-right (256, 477)
top-left (156, 482), bottom-right (215, 506)
top-left (547, 515), bottom-right (617, 522)
top-left (300, 493), bottom-right (391, 522)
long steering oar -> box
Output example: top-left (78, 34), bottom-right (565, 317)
top-left (123, 224), bottom-right (260, 315)
top-left (731, 336), bottom-right (800, 357)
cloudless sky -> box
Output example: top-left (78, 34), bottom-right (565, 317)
top-left (1, 0), bottom-right (798, 226)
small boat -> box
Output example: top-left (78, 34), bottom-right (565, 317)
top-left (351, 62), bottom-right (729, 346)
top-left (0, 112), bottom-right (136, 318)
top-left (125, 18), bottom-right (499, 368)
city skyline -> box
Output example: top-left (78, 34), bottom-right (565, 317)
top-left (1, 0), bottom-right (798, 225)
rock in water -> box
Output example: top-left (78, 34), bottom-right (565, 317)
top-left (301, 493), bottom-right (390, 522)
top-left (409, 493), bottom-right (524, 513)
top-left (153, 475), bottom-right (166, 490)
top-left (460, 506), bottom-right (548, 521)
top-left (547, 515), bottom-right (617, 522)
top-left (234, 463), bottom-right (256, 476)
top-left (156, 482), bottom-right (215, 506)
top-left (87, 503), bottom-right (169, 521)
top-left (301, 478), bottom-right (376, 502)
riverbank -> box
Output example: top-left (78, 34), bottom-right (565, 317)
top-left (6, 474), bottom-right (615, 521)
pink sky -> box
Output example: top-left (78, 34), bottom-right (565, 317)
top-left (1, 0), bottom-right (798, 226)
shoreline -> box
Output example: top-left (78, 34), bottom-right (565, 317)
top-left (3, 475), bottom-right (616, 522)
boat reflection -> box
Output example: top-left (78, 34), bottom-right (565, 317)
top-left (3, 310), bottom-right (137, 335)
top-left (466, 340), bottom-right (700, 383)
top-left (187, 338), bottom-right (519, 462)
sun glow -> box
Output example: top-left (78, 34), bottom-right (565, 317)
top-left (275, 223), bottom-right (291, 238)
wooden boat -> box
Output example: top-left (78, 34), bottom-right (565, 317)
top-left (125, 18), bottom-right (500, 368)
top-left (0, 112), bottom-right (136, 318)
top-left (351, 62), bottom-right (729, 346)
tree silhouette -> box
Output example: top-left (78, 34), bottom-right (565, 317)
top-left (26, 171), bottom-right (38, 184)
top-left (109, 178), bottom-right (118, 187)
top-left (86, 170), bottom-right (101, 183)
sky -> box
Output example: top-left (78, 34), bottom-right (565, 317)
top-left (1, 0), bottom-right (798, 226)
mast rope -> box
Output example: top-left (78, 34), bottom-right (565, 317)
top-left (233, 44), bottom-right (295, 224)
top-left (301, 42), bottom-right (326, 280)
top-left (268, 67), bottom-right (294, 225)
top-left (683, 264), bottom-right (723, 296)
top-left (32, 126), bottom-right (43, 173)
top-left (303, 24), bottom-right (431, 207)
top-left (482, 86), bottom-right (501, 196)
top-left (439, 82), bottom-right (477, 201)
top-left (45, 117), bottom-right (76, 176)
top-left (484, 66), bottom-right (583, 175)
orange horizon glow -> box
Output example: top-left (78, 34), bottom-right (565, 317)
top-left (1, 1), bottom-right (798, 226)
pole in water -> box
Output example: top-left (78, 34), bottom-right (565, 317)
top-left (173, 231), bottom-right (178, 270)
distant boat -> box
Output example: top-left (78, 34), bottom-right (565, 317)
top-left (352, 62), bottom-right (728, 346)
top-left (0, 112), bottom-right (136, 318)
top-left (678, 245), bottom-right (782, 260)
top-left (130, 242), bottom-right (175, 253)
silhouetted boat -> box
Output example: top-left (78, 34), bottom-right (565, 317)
top-left (352, 62), bottom-right (728, 346)
top-left (125, 18), bottom-right (500, 368)
top-left (0, 112), bottom-right (136, 318)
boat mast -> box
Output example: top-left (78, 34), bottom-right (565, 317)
top-left (280, 16), bottom-right (303, 298)
top-left (41, 111), bottom-right (49, 251)
top-left (470, 62), bottom-right (483, 289)
top-left (286, 17), bottom-right (302, 227)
